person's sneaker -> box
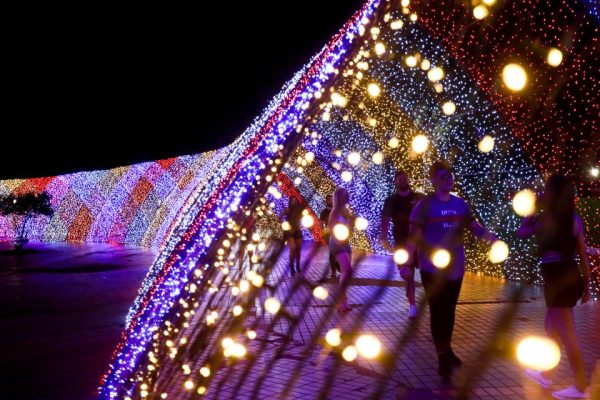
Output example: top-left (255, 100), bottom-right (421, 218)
top-left (552, 385), bottom-right (589, 399)
top-left (525, 369), bottom-right (553, 388)
top-left (448, 349), bottom-right (462, 367)
top-left (408, 304), bottom-right (418, 318)
top-left (437, 352), bottom-right (452, 378)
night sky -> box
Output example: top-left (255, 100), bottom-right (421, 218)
top-left (2, 1), bottom-right (365, 179)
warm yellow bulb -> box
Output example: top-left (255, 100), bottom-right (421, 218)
top-left (401, 0), bottom-right (410, 6)
top-left (516, 336), bottom-right (561, 371)
top-left (410, 13), bottom-right (418, 22)
top-left (247, 330), bottom-right (257, 340)
top-left (264, 297), bottom-right (281, 314)
top-left (282, 221), bottom-right (291, 231)
top-left (232, 305), bottom-right (243, 316)
top-left (390, 20), bottom-right (404, 30)
top-left (251, 274), bottom-right (264, 287)
top-left (405, 55), bottom-right (418, 67)
top-left (502, 63), bottom-right (527, 91)
top-left (356, 335), bottom-right (381, 359)
top-left (301, 214), bottom-right (314, 228)
top-left (591, 167), bottom-right (599, 178)
top-left (331, 92), bottom-right (348, 107)
top-left (342, 345), bottom-right (358, 361)
top-left (421, 59), bottom-right (431, 70)
top-left (478, 135), bottom-right (495, 153)
top-left (333, 224), bottom-right (350, 241)
top-left (394, 248), bottom-right (409, 265)
top-left (442, 101), bottom-right (456, 115)
top-left (184, 380), bottom-right (195, 390)
top-left (367, 83), bottom-right (381, 97)
top-left (222, 337), bottom-right (234, 349)
top-left (313, 286), bottom-right (329, 300)
top-left (196, 387), bottom-right (206, 395)
top-left (434, 83), bottom-right (444, 93)
top-left (483, 0), bottom-right (496, 5)
top-left (341, 171), bottom-right (353, 182)
top-left (388, 137), bottom-right (400, 148)
top-left (432, 249), bottom-right (451, 269)
top-left (473, 5), bottom-right (489, 20)
top-left (354, 217), bottom-right (369, 231)
top-left (375, 42), bottom-right (386, 56)
top-left (411, 134), bottom-right (429, 154)
top-left (512, 189), bottom-right (536, 217)
top-left (347, 152), bottom-right (361, 166)
top-left (231, 343), bottom-right (247, 358)
top-left (326, 328), bottom-right (342, 347)
top-left (200, 366), bottom-right (211, 377)
top-left (304, 152), bottom-right (315, 162)
top-left (489, 240), bottom-right (509, 263)
top-left (372, 151), bottom-right (384, 164)
top-left (546, 48), bottom-right (563, 67)
top-left (428, 67), bottom-right (445, 82)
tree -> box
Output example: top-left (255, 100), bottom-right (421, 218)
top-left (0, 191), bottom-right (54, 250)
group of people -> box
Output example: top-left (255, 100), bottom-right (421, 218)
top-left (281, 160), bottom-right (592, 397)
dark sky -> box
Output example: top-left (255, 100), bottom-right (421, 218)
top-left (3, 1), bottom-right (365, 179)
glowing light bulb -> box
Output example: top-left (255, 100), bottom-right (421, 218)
top-left (428, 66), bottom-right (445, 82)
top-left (313, 286), bottom-right (329, 300)
top-left (432, 249), bottom-right (451, 269)
top-left (341, 171), bottom-right (353, 182)
top-left (326, 328), bottom-right (342, 346)
top-left (478, 135), bottom-right (495, 153)
top-left (473, 5), bottom-right (489, 20)
top-left (372, 151), bottom-right (384, 164)
top-left (356, 335), bottom-right (381, 359)
top-left (301, 214), bottom-right (314, 228)
top-left (200, 366), bottom-right (210, 377)
top-left (502, 63), bottom-right (527, 91)
top-left (342, 345), bottom-right (358, 361)
top-left (411, 134), bottom-right (429, 154)
top-left (388, 137), bottom-right (400, 148)
top-left (512, 189), bottom-right (536, 217)
top-left (264, 297), bottom-right (281, 314)
top-left (347, 152), bottom-right (361, 166)
top-left (405, 55), bottom-right (418, 67)
top-left (489, 240), bottom-right (509, 263)
top-left (375, 42), bottom-right (386, 56)
top-left (394, 248), bottom-right (409, 265)
top-left (546, 48), bottom-right (563, 67)
top-left (354, 217), bottom-right (368, 231)
top-left (421, 59), bottom-right (431, 70)
top-left (282, 221), bottom-right (291, 231)
top-left (591, 167), bottom-right (599, 178)
top-left (390, 20), bottom-right (404, 30)
top-left (305, 151), bottom-right (315, 162)
top-left (331, 92), bottom-right (348, 107)
top-left (246, 330), bottom-right (257, 339)
top-left (442, 101), bottom-right (456, 115)
top-left (333, 224), bottom-right (350, 241)
top-left (516, 336), bottom-right (561, 371)
top-left (367, 83), bottom-right (381, 97)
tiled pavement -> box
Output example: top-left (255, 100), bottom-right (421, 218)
top-left (0, 242), bottom-right (598, 399)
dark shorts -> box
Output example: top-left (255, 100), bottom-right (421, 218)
top-left (540, 261), bottom-right (584, 308)
top-left (329, 239), bottom-right (351, 257)
top-left (285, 230), bottom-right (302, 240)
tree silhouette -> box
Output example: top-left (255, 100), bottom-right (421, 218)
top-left (0, 191), bottom-right (54, 250)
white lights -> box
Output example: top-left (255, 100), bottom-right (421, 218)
top-left (374, 42), bottom-right (386, 56)
top-left (331, 92), bottom-right (348, 107)
top-left (516, 336), bottom-right (561, 371)
top-left (312, 286), bottom-right (329, 300)
top-left (405, 55), bottom-right (418, 67)
top-left (411, 134), bottom-right (429, 154)
top-left (390, 20), bottom-right (404, 30)
top-left (502, 63), bottom-right (528, 91)
top-left (589, 167), bottom-right (598, 178)
top-left (512, 189), bottom-right (537, 217)
top-left (342, 345), bottom-right (358, 361)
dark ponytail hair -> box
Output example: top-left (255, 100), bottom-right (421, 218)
top-left (539, 174), bottom-right (576, 258)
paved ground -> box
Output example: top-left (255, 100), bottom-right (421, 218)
top-left (0, 242), bottom-right (598, 399)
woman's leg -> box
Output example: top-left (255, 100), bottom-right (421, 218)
top-left (552, 307), bottom-right (586, 391)
top-left (288, 239), bottom-right (297, 275)
top-left (541, 309), bottom-right (560, 379)
top-left (294, 238), bottom-right (302, 271)
top-left (400, 266), bottom-right (416, 305)
top-left (336, 251), bottom-right (352, 311)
